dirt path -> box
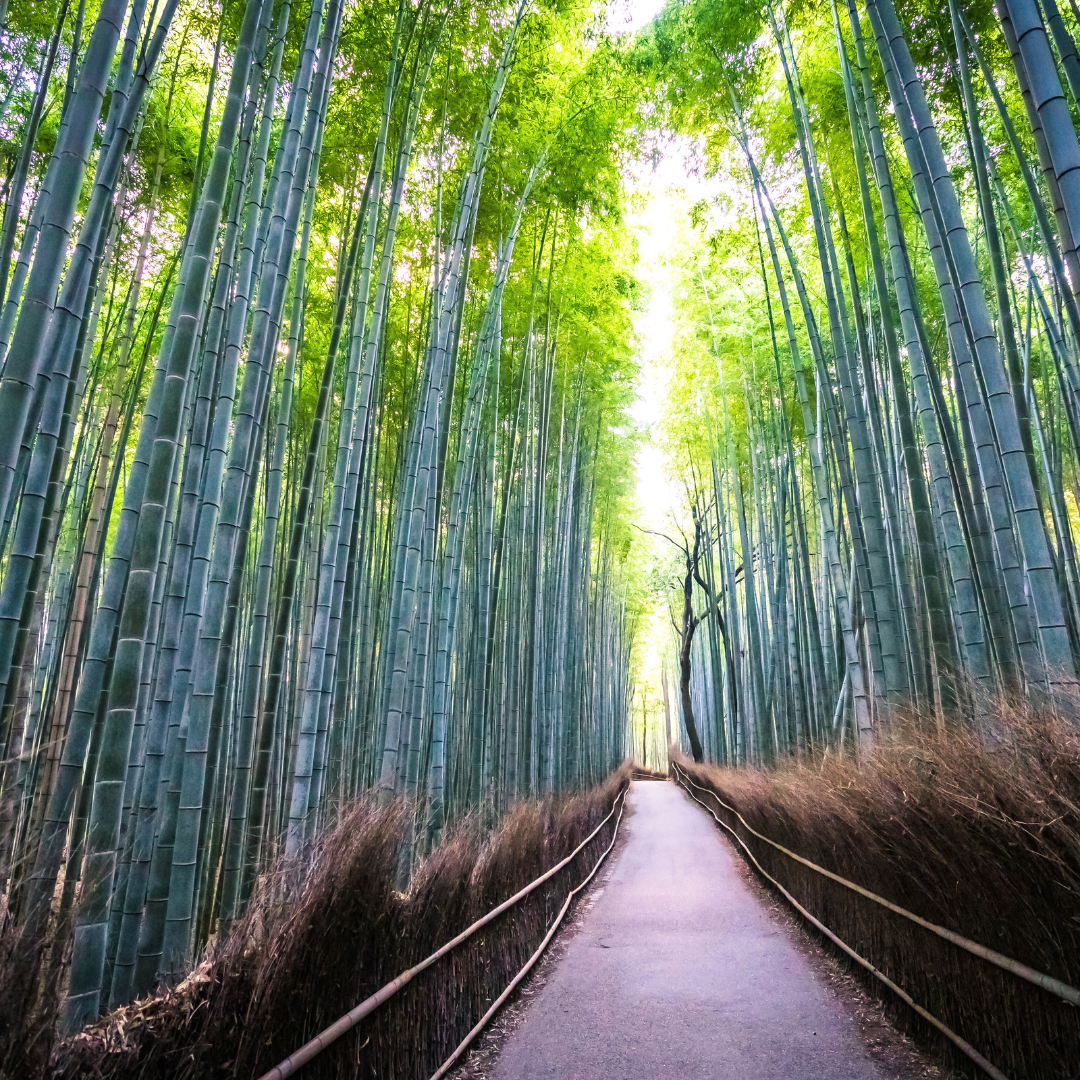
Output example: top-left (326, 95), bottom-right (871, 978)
top-left (489, 780), bottom-right (900, 1080)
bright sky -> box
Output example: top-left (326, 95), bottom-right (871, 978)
top-left (608, 0), bottom-right (668, 34)
top-left (622, 115), bottom-right (718, 762)
top-left (625, 147), bottom-right (711, 532)
top-left (598, 0), bottom-right (717, 762)
top-left (622, 149), bottom-right (707, 763)
top-left (609, 0), bottom-right (714, 528)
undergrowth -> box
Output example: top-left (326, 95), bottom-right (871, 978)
top-left (674, 714), bottom-right (1080, 1080)
top-left (22, 764), bottom-right (628, 1080)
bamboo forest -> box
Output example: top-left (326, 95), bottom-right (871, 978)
top-left (1, 0), bottom-right (1080, 1074)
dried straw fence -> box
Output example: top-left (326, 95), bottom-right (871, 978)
top-left (43, 766), bottom-right (629, 1080)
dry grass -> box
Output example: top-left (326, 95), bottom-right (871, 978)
top-left (33, 765), bottom-right (628, 1080)
top-left (673, 714), bottom-right (1080, 1079)
top-left (0, 900), bottom-right (52, 1076)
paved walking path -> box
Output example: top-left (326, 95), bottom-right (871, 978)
top-left (492, 780), bottom-right (888, 1080)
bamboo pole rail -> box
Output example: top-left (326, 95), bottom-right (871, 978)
top-left (672, 762), bottom-right (1080, 1005)
top-left (428, 784), bottom-right (627, 1079)
top-left (673, 762), bottom-right (1023, 1080)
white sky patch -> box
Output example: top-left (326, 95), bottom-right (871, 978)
top-left (626, 139), bottom-right (710, 534)
top-left (607, 0), bottom-right (668, 35)
top-left (623, 137), bottom-right (714, 762)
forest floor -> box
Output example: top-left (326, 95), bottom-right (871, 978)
top-left (450, 779), bottom-right (949, 1080)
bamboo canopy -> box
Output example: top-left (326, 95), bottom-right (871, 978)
top-left (3, 0), bottom-right (1080, 1047)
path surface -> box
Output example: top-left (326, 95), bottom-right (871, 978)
top-left (492, 780), bottom-right (889, 1080)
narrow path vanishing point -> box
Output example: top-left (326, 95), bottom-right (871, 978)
top-left (492, 780), bottom-right (892, 1080)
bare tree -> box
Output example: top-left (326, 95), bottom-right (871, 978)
top-left (647, 505), bottom-right (739, 764)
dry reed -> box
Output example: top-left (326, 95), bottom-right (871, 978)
top-left (32, 764), bottom-right (628, 1080)
top-left (674, 713), bottom-right (1080, 1079)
